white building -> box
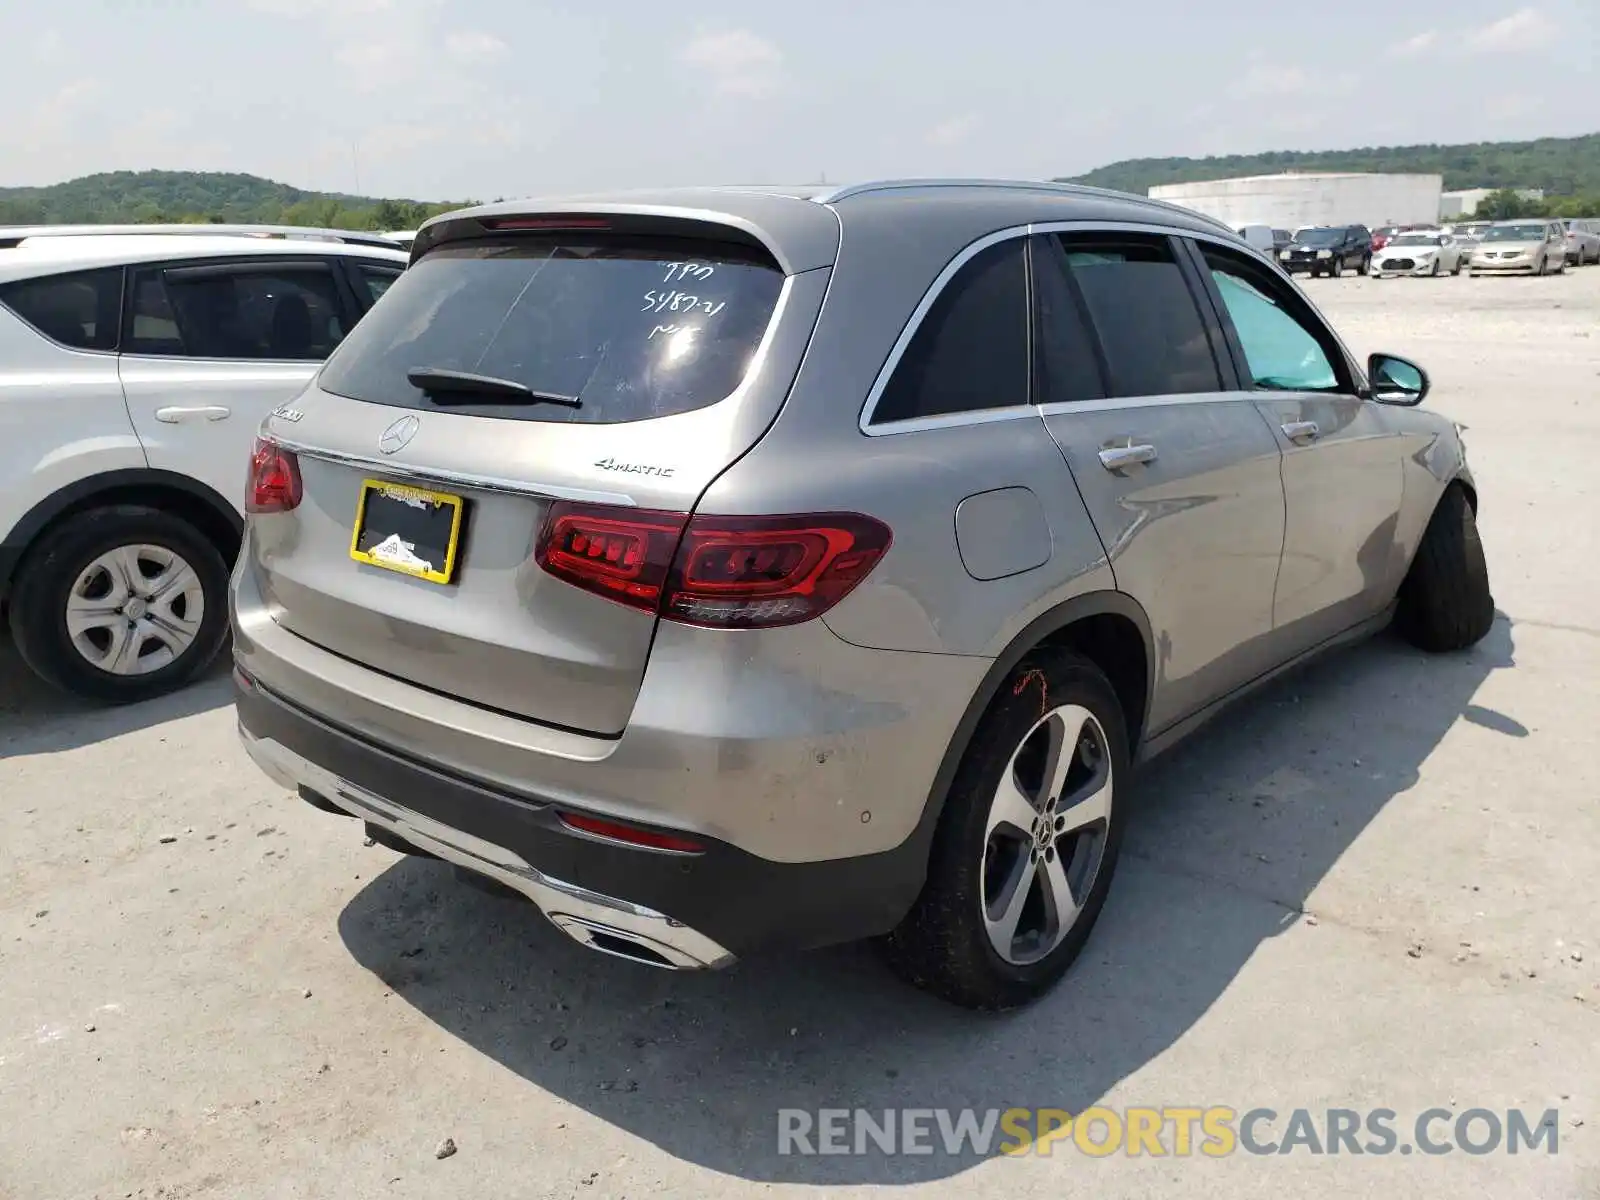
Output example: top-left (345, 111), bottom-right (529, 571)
top-left (1148, 172), bottom-right (1443, 230)
top-left (1440, 188), bottom-right (1544, 217)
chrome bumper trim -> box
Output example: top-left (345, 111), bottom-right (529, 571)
top-left (240, 726), bottom-right (736, 971)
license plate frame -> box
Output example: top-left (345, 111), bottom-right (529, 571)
top-left (349, 479), bottom-right (465, 585)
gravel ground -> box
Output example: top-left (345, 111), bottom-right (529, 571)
top-left (2, 268), bottom-right (1598, 1200)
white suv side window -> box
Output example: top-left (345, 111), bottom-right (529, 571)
top-left (124, 260), bottom-right (348, 361)
top-left (0, 268), bottom-right (123, 351)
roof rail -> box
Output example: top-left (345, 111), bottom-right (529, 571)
top-left (0, 223), bottom-right (406, 250)
top-left (810, 178), bottom-right (1238, 236)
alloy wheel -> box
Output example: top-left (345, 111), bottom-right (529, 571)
top-left (981, 703), bottom-right (1114, 966)
top-left (64, 544), bottom-right (206, 676)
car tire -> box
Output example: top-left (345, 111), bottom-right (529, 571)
top-left (1452, 258), bottom-right (1463, 276)
top-left (1358, 253), bottom-right (1371, 276)
top-left (1330, 256), bottom-right (1344, 278)
top-left (1430, 258), bottom-right (1441, 276)
top-left (7, 505), bottom-right (231, 705)
top-left (879, 649), bottom-right (1131, 1011)
top-left (1395, 485), bottom-right (1495, 654)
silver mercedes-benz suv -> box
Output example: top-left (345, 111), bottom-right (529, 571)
top-left (232, 180), bottom-right (1493, 1009)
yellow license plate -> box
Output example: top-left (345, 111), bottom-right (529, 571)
top-left (349, 479), bottom-right (464, 585)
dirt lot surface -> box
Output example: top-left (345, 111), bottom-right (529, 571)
top-left (3, 268), bottom-right (1598, 1199)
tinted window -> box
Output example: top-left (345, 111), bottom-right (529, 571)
top-left (1297, 228), bottom-right (1343, 246)
top-left (319, 236), bottom-right (785, 425)
top-left (125, 261), bottom-right (347, 360)
top-left (0, 267), bottom-right (122, 351)
top-left (873, 238), bottom-right (1028, 424)
top-left (355, 262), bottom-right (403, 306)
top-left (1031, 238), bottom-right (1105, 406)
top-left (1056, 234), bottom-right (1222, 398)
top-left (1203, 249), bottom-right (1341, 393)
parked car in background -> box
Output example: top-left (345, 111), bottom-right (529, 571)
top-left (1446, 221), bottom-right (1492, 264)
top-left (381, 230), bottom-right (418, 252)
top-left (1560, 218), bottom-right (1599, 266)
top-left (231, 180), bottom-right (1492, 1010)
top-left (1471, 220), bottom-right (1569, 275)
top-left (1373, 223), bottom-right (1433, 253)
top-left (0, 234), bottom-right (408, 703)
top-left (1372, 230), bottom-right (1465, 277)
top-left (1279, 225), bottom-right (1373, 277)
top-left (1272, 228), bottom-right (1294, 256)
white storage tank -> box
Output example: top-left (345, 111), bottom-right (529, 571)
top-left (1149, 172), bottom-right (1444, 230)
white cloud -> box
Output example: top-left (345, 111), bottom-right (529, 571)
top-left (445, 31), bottom-right (508, 61)
top-left (247, 0), bottom-right (392, 15)
top-left (678, 29), bottom-right (783, 97)
top-left (1226, 64), bottom-right (1312, 99)
top-left (1485, 92), bottom-right (1543, 119)
top-left (1388, 30), bottom-right (1439, 57)
top-left (1227, 63), bottom-right (1356, 101)
top-left (926, 114), bottom-right (980, 147)
top-left (1465, 8), bottom-right (1558, 52)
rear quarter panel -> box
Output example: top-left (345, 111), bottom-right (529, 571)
top-left (0, 310), bottom-right (145, 545)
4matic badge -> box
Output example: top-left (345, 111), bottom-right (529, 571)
top-left (594, 457), bottom-right (676, 479)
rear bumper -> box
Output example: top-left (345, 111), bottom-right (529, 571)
top-left (235, 668), bottom-right (931, 961)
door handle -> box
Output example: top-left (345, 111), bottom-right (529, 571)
top-left (154, 405), bottom-right (232, 423)
top-left (1280, 420), bottom-right (1319, 445)
top-left (1097, 443), bottom-right (1158, 473)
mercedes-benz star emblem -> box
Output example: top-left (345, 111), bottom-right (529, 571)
top-left (378, 415), bottom-right (420, 455)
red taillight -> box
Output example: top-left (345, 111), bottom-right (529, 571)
top-left (535, 505), bottom-right (688, 607)
top-left (246, 437), bottom-right (302, 514)
top-left (534, 503), bottom-right (892, 629)
top-left (557, 811), bottom-right (705, 854)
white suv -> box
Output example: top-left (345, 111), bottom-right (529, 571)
top-left (0, 233), bottom-right (407, 703)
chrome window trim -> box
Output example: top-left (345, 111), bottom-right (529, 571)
top-left (1034, 391), bottom-right (1255, 417)
top-left (861, 219), bottom-right (1265, 436)
top-left (273, 440), bottom-right (640, 508)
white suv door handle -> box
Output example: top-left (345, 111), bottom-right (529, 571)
top-left (1097, 443), bottom-right (1158, 473)
top-left (154, 405), bottom-right (232, 423)
top-left (1281, 420), bottom-right (1319, 444)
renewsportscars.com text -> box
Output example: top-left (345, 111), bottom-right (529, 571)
top-left (777, 1106), bottom-right (1561, 1158)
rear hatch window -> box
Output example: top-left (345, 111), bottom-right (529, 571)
top-left (317, 235), bottom-right (785, 424)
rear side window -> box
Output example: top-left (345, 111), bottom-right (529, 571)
top-left (317, 236), bottom-right (786, 425)
top-left (0, 267), bottom-right (123, 351)
top-left (354, 262), bottom-right (403, 306)
top-left (872, 238), bottom-right (1028, 424)
top-left (1055, 234), bottom-right (1222, 398)
top-left (125, 261), bottom-right (348, 360)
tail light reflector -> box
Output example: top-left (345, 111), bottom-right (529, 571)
top-left (534, 503), bottom-right (892, 629)
top-left (246, 437), bottom-right (302, 514)
top-left (558, 811), bottom-right (705, 854)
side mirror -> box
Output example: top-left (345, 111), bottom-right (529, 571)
top-left (1367, 352), bottom-right (1429, 406)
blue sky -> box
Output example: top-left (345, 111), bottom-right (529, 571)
top-left (3, 0), bottom-right (1596, 199)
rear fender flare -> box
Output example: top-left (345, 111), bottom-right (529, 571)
top-left (891, 589), bottom-right (1155, 878)
top-left (0, 468), bottom-right (242, 598)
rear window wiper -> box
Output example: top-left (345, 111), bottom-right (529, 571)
top-left (405, 367), bottom-right (581, 408)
